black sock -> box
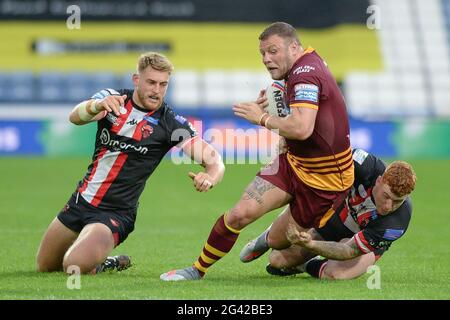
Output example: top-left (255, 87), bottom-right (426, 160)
top-left (305, 258), bottom-right (328, 278)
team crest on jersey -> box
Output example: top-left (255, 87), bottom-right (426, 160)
top-left (142, 124), bottom-right (153, 138)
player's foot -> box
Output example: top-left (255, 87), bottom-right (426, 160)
top-left (96, 255), bottom-right (132, 273)
top-left (239, 230), bottom-right (270, 263)
top-left (160, 266), bottom-right (202, 281)
top-left (265, 263), bottom-right (303, 276)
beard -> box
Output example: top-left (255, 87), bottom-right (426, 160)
top-left (136, 89), bottom-right (161, 110)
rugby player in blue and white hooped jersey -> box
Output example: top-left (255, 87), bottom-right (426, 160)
top-left (36, 52), bottom-right (225, 274)
top-left (240, 149), bottom-right (416, 280)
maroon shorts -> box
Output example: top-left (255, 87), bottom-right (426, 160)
top-left (258, 154), bottom-right (349, 228)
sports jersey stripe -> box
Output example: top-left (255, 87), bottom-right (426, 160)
top-left (288, 147), bottom-right (352, 163)
top-left (342, 213), bottom-right (360, 233)
top-left (339, 205), bottom-right (349, 222)
top-left (81, 150), bottom-right (120, 204)
top-left (318, 261), bottom-right (328, 278)
top-left (110, 99), bottom-right (133, 134)
top-left (131, 109), bottom-right (158, 141)
top-left (293, 149), bottom-right (352, 166)
top-left (357, 211), bottom-right (374, 224)
top-left (287, 153), bottom-right (354, 191)
top-left (91, 152), bottom-right (129, 207)
top-left (292, 157), bottom-right (353, 174)
top-left (291, 161), bottom-right (353, 176)
top-left (78, 147), bottom-right (108, 194)
top-left (354, 232), bottom-right (372, 254)
top-left (117, 106), bottom-right (146, 138)
top-left (348, 194), bottom-right (367, 206)
top-left (290, 102), bottom-right (318, 110)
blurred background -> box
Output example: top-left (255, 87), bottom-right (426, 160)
top-left (0, 0), bottom-right (449, 158)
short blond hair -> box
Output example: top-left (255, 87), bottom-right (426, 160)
top-left (137, 52), bottom-right (174, 74)
top-left (259, 22), bottom-right (301, 45)
top-left (382, 161), bottom-right (417, 197)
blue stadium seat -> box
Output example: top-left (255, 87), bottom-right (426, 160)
top-left (65, 72), bottom-right (94, 102)
top-left (90, 72), bottom-right (119, 94)
top-left (0, 73), bottom-right (9, 102)
top-left (0, 71), bottom-right (35, 102)
top-left (36, 72), bottom-right (68, 102)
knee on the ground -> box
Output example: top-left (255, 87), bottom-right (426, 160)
top-left (322, 267), bottom-right (361, 280)
top-left (268, 251), bottom-right (288, 269)
top-left (35, 260), bottom-right (54, 273)
top-left (62, 255), bottom-right (95, 274)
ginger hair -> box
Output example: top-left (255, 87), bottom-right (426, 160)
top-left (382, 161), bottom-right (416, 197)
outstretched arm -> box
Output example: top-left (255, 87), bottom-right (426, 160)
top-left (286, 223), bottom-right (361, 260)
top-left (182, 138), bottom-right (225, 192)
top-left (69, 94), bottom-right (127, 125)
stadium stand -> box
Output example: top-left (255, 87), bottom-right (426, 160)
top-left (0, 0), bottom-right (448, 119)
top-left (345, 0), bottom-right (450, 119)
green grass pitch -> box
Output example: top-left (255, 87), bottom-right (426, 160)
top-left (0, 157), bottom-right (448, 299)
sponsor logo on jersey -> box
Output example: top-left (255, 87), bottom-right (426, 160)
top-left (99, 128), bottom-right (148, 154)
top-left (144, 116), bottom-right (159, 125)
top-left (294, 83), bottom-right (319, 102)
top-left (353, 148), bottom-right (369, 165)
top-left (383, 229), bottom-right (404, 240)
top-left (127, 119), bottom-right (138, 125)
top-left (293, 65), bottom-right (316, 74)
top-left (175, 115), bottom-right (187, 124)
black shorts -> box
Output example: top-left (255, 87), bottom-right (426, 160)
top-left (57, 192), bottom-right (137, 247)
top-left (316, 208), bottom-right (354, 242)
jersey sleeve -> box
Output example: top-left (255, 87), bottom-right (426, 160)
top-left (90, 89), bottom-right (129, 124)
top-left (167, 112), bottom-right (198, 148)
top-left (288, 66), bottom-right (324, 111)
top-left (352, 199), bottom-right (412, 256)
top-left (352, 149), bottom-right (386, 186)
top-left (91, 88), bottom-right (122, 99)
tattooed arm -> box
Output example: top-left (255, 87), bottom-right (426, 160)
top-left (286, 224), bottom-right (362, 260)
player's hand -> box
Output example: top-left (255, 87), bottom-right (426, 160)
top-left (233, 101), bottom-right (266, 124)
top-left (256, 89), bottom-right (267, 104)
top-left (286, 223), bottom-right (313, 248)
top-left (188, 171), bottom-right (214, 192)
top-left (233, 89), bottom-right (269, 124)
top-left (95, 94), bottom-right (128, 117)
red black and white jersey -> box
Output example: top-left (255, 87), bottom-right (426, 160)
top-left (77, 88), bottom-right (198, 210)
top-left (317, 149), bottom-right (412, 256)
